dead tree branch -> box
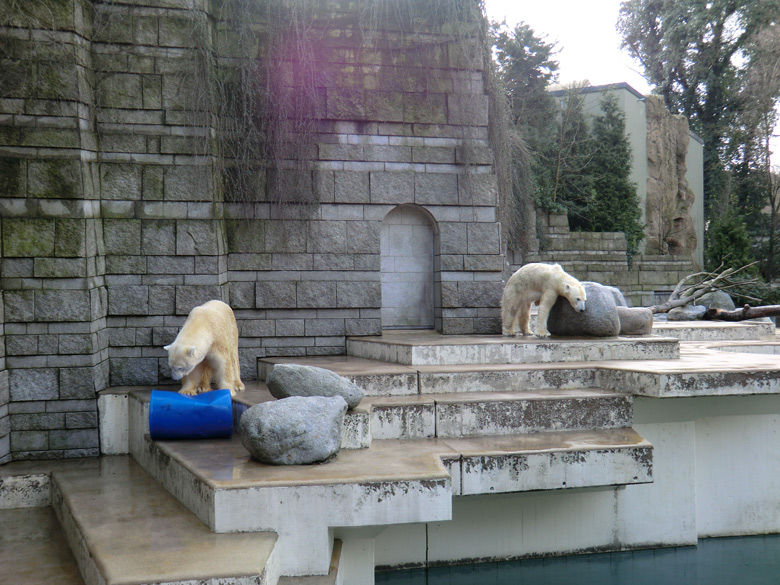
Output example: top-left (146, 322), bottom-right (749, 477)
top-left (704, 304), bottom-right (780, 321)
top-left (648, 262), bottom-right (761, 313)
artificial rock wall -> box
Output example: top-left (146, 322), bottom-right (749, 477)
top-left (0, 0), bottom-right (502, 461)
top-left (644, 95), bottom-right (697, 257)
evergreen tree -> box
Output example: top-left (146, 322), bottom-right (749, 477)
top-left (706, 207), bottom-right (756, 272)
top-left (491, 21), bottom-right (559, 146)
top-left (542, 84), bottom-right (596, 221)
top-left (586, 93), bottom-right (644, 259)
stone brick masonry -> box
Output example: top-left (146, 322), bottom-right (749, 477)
top-left (0, 0), bottom-right (503, 460)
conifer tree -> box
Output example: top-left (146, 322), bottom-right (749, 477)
top-left (586, 93), bottom-right (644, 259)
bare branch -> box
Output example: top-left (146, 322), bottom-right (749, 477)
top-left (648, 262), bottom-right (760, 313)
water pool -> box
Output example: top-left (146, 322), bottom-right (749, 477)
top-left (376, 535), bottom-right (780, 584)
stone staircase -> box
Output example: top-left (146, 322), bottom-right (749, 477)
top-left (516, 212), bottom-right (699, 306)
top-left (4, 322), bottom-right (780, 584)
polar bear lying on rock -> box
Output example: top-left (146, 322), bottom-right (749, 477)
top-left (164, 299), bottom-right (245, 396)
top-left (501, 263), bottom-right (586, 338)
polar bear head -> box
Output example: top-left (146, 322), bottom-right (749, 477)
top-left (164, 343), bottom-right (203, 381)
top-left (562, 281), bottom-right (587, 313)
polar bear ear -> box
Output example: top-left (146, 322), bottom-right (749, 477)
top-left (188, 346), bottom-right (197, 357)
top-left (564, 283), bottom-right (571, 293)
top-left (163, 344), bottom-right (171, 351)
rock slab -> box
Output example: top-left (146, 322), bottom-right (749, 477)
top-left (239, 396), bottom-right (347, 465)
top-left (617, 306), bottom-right (654, 335)
top-left (547, 281), bottom-right (621, 337)
top-left (668, 304), bottom-right (707, 321)
top-left (699, 291), bottom-right (735, 311)
top-left (266, 364), bottom-right (364, 409)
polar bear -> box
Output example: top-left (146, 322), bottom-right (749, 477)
top-left (501, 263), bottom-right (586, 338)
top-left (164, 300), bottom-right (245, 396)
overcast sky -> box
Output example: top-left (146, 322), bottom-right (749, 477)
top-left (483, 0), bottom-right (780, 158)
top-left (483, 0), bottom-right (652, 93)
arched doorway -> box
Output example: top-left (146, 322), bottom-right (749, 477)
top-left (380, 205), bottom-right (438, 330)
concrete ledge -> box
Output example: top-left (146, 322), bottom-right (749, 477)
top-left (51, 456), bottom-right (279, 585)
top-left (433, 389), bottom-right (632, 438)
top-left (447, 428), bottom-right (653, 495)
top-left (136, 436), bottom-right (453, 576)
top-left (653, 320), bottom-right (774, 341)
top-left (599, 343), bottom-right (780, 397)
top-left (0, 507), bottom-right (84, 585)
top-left (346, 331), bottom-right (679, 365)
top-left (257, 356), bottom-right (419, 396)
top-left (131, 427), bottom-right (652, 573)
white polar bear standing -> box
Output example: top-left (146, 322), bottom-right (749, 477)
top-left (164, 299), bottom-right (245, 396)
top-left (501, 263), bottom-right (587, 338)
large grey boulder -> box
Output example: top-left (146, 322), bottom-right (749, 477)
top-left (698, 290), bottom-right (736, 311)
top-left (667, 304), bottom-right (707, 321)
top-left (239, 395), bottom-right (347, 465)
top-left (547, 281), bottom-right (621, 337)
top-left (617, 306), bottom-right (654, 335)
top-left (266, 364), bottom-right (364, 409)
top-left (603, 285), bottom-right (628, 307)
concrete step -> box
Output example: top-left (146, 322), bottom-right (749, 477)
top-left (258, 356), bottom-right (603, 397)
top-left (599, 342), bottom-right (780, 397)
top-left (132, 430), bottom-right (453, 577)
top-left (430, 389), bottom-right (632, 438)
top-left (447, 427), bottom-right (652, 495)
top-left (653, 320), bottom-right (775, 341)
top-left (0, 506), bottom-right (85, 585)
top-left (527, 251), bottom-right (629, 264)
top-left (343, 331), bottom-right (679, 366)
top-left (51, 456), bottom-right (280, 585)
top-left (233, 384), bottom-right (632, 443)
top-left (257, 355), bottom-right (420, 396)
top-left (130, 428), bottom-right (651, 575)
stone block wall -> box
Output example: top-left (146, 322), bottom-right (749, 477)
top-left (0, 0), bottom-right (503, 460)
top-left (91, 0), bottom-right (231, 386)
top-left (518, 213), bottom-right (697, 306)
top-left (1, 0), bottom-right (104, 460)
top-left (0, 294), bottom-right (8, 464)
top-left (220, 5), bottom-right (504, 351)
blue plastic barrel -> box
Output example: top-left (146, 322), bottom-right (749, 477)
top-left (149, 389), bottom-right (233, 440)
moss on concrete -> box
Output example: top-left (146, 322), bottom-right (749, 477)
top-left (0, 157), bottom-right (25, 197)
top-left (2, 218), bottom-right (56, 257)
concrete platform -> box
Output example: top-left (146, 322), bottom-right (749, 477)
top-left (134, 428), bottom-right (651, 524)
top-left (598, 343), bottom-right (780, 397)
top-left (0, 457), bottom-right (280, 585)
top-left (53, 456), bottom-right (280, 585)
top-left (447, 427), bottom-right (652, 495)
top-left (652, 319), bottom-right (775, 341)
top-left (258, 355), bottom-right (600, 396)
top-left (134, 433), bottom-right (453, 576)
top-left (122, 377), bottom-right (652, 577)
top-left (0, 507), bottom-right (84, 585)
top-left (232, 383), bottom-right (633, 445)
top-left (344, 330), bottom-right (680, 365)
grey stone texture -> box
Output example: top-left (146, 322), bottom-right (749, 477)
top-left (668, 304), bottom-right (708, 321)
top-left (548, 282), bottom-right (621, 337)
top-left (604, 285), bottom-right (629, 307)
top-left (617, 307), bottom-right (654, 336)
top-left (0, 0), bottom-right (502, 461)
top-left (266, 364), bottom-right (364, 409)
top-left (645, 95), bottom-right (697, 256)
top-left (239, 395), bottom-right (347, 465)
top-left (698, 291), bottom-right (736, 311)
